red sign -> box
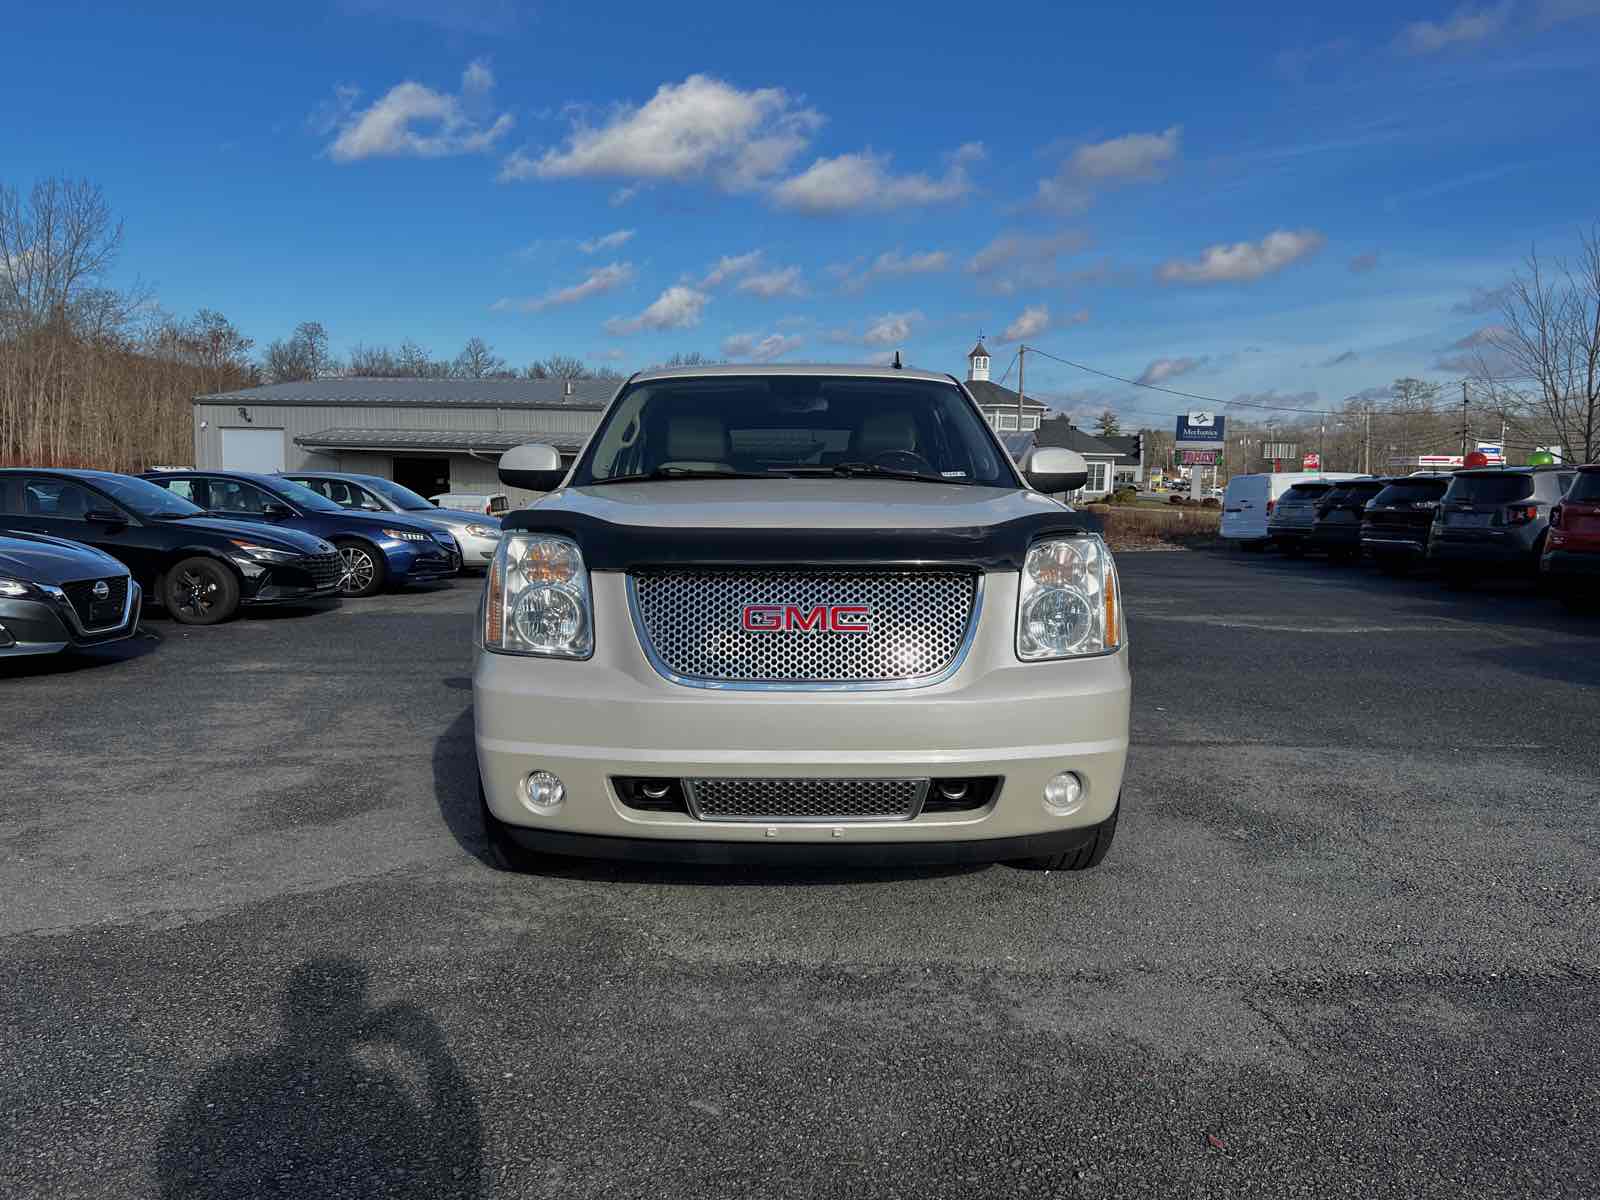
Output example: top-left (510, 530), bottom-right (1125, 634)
top-left (1181, 450), bottom-right (1219, 466)
top-left (742, 604), bottom-right (873, 634)
top-left (1302, 452), bottom-right (1321, 470)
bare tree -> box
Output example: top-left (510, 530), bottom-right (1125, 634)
top-left (1480, 229), bottom-right (1600, 463)
top-left (452, 336), bottom-right (508, 379)
top-left (0, 178), bottom-right (124, 328)
top-left (525, 354), bottom-right (589, 379)
top-left (662, 351), bottom-right (718, 367)
top-left (263, 321), bottom-right (334, 383)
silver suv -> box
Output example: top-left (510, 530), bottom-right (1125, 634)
top-left (473, 365), bottom-right (1130, 871)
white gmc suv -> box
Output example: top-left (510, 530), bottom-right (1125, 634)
top-left (474, 365), bottom-right (1129, 871)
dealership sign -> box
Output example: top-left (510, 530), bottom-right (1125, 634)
top-left (1302, 452), bottom-right (1321, 470)
top-left (1175, 411), bottom-right (1226, 447)
top-left (1475, 442), bottom-right (1506, 465)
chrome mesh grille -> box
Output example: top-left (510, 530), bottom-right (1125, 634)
top-left (630, 569), bottom-right (978, 684)
top-left (686, 777), bottom-right (927, 822)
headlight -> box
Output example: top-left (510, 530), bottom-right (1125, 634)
top-left (484, 533), bottom-right (592, 658)
top-left (465, 524), bottom-right (500, 539)
top-left (1016, 536), bottom-right (1122, 660)
top-left (227, 539), bottom-right (302, 563)
top-left (382, 527), bottom-right (433, 543)
top-left (0, 576), bottom-right (31, 598)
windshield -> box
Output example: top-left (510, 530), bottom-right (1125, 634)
top-left (264, 477), bottom-right (348, 513)
top-left (1447, 474), bottom-right (1534, 504)
top-left (360, 477), bottom-right (435, 510)
top-left (572, 375), bottom-right (1016, 487)
top-left (1373, 480), bottom-right (1449, 505)
top-left (88, 471), bottom-right (204, 517)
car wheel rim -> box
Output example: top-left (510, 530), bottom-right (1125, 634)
top-left (176, 569), bottom-right (218, 618)
top-left (339, 547), bottom-right (375, 593)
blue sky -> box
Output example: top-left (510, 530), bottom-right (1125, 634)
top-left (6, 0), bottom-right (1599, 426)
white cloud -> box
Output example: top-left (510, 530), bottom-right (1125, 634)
top-left (965, 231), bottom-right (1088, 294)
top-left (861, 311), bottom-right (922, 347)
top-left (1136, 356), bottom-right (1208, 386)
top-left (1397, 2), bottom-right (1514, 53)
top-left (1157, 230), bottom-right (1326, 284)
top-left (578, 229), bottom-right (634, 254)
top-left (325, 60), bottom-right (514, 161)
top-left (604, 285), bottom-right (709, 335)
top-left (1070, 126), bottom-right (1182, 181)
top-left (737, 266), bottom-right (805, 299)
top-left (701, 250), bottom-right (764, 288)
top-left (771, 143), bottom-right (983, 214)
top-left (501, 74), bottom-right (821, 189)
top-left (834, 248), bottom-right (951, 293)
top-left (721, 331), bottom-right (804, 361)
top-left (1037, 126), bottom-right (1180, 212)
top-left (999, 304), bottom-right (1052, 344)
top-left (491, 262), bottom-right (635, 313)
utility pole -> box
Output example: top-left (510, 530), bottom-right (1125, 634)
top-left (1016, 344), bottom-right (1025, 432)
top-left (1363, 407), bottom-right (1372, 475)
top-left (1461, 381), bottom-right (1470, 458)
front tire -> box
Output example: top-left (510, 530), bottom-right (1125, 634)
top-left (1015, 801), bottom-right (1119, 872)
top-left (335, 539), bottom-right (388, 598)
top-left (162, 557), bottom-right (240, 625)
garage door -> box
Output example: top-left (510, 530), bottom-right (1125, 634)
top-left (220, 428), bottom-right (285, 473)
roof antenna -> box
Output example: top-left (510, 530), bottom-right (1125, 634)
top-left (891, 350), bottom-right (903, 370)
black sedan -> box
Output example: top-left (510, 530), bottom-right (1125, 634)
top-left (0, 469), bottom-right (343, 625)
top-left (0, 532), bottom-right (142, 657)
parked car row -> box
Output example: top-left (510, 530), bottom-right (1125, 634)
top-left (1232, 464), bottom-right (1599, 609)
top-left (0, 467), bottom-right (500, 659)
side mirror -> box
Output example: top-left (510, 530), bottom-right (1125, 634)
top-left (1024, 447), bottom-right (1088, 494)
top-left (498, 443), bottom-right (567, 492)
top-left (85, 508), bottom-right (128, 525)
top-left (262, 503), bottom-right (294, 519)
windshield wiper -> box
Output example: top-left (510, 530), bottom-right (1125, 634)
top-left (587, 467), bottom-right (779, 486)
top-left (785, 462), bottom-right (965, 484)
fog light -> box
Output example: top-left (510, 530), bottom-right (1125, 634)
top-left (1042, 771), bottom-right (1084, 815)
top-left (523, 770), bottom-right (566, 814)
top-left (0, 624), bottom-right (13, 648)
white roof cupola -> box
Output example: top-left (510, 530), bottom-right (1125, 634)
top-left (967, 338), bottom-right (990, 383)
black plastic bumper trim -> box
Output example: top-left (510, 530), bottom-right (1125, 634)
top-left (498, 817), bottom-right (1108, 867)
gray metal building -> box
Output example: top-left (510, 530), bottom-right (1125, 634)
top-left (190, 378), bottom-right (614, 504)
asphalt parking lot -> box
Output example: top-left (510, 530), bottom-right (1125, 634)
top-left (4, 552), bottom-right (1598, 1199)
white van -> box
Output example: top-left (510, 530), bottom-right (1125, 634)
top-left (1221, 472), bottom-right (1365, 548)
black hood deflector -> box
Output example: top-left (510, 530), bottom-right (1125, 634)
top-left (501, 509), bottom-right (1103, 571)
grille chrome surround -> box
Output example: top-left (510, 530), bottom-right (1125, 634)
top-left (684, 777), bottom-right (930, 823)
top-left (627, 569), bottom-right (982, 691)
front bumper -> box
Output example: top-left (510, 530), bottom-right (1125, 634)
top-left (457, 533), bottom-right (498, 569)
top-left (387, 540), bottom-right (460, 583)
top-left (0, 580), bottom-right (142, 657)
top-left (475, 571), bottom-right (1130, 854)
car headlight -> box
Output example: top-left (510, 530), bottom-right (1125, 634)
top-left (382, 527), bottom-right (433, 543)
top-left (0, 576), bottom-right (32, 598)
top-left (1016, 536), bottom-right (1122, 660)
top-left (227, 539), bottom-right (302, 563)
top-left (465, 524), bottom-right (500, 539)
top-left (484, 533), bottom-right (592, 659)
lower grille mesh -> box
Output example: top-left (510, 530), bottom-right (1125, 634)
top-left (686, 777), bottom-right (926, 822)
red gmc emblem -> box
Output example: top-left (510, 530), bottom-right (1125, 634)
top-left (741, 603), bottom-right (872, 634)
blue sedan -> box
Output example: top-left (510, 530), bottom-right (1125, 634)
top-left (142, 470), bottom-right (459, 596)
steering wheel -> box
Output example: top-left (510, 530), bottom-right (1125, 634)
top-left (872, 449), bottom-right (937, 475)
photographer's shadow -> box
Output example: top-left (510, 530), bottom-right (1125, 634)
top-left (155, 958), bottom-right (483, 1199)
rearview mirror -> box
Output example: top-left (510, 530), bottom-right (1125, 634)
top-left (1024, 447), bottom-right (1088, 494)
top-left (85, 508), bottom-right (127, 525)
top-left (498, 443), bottom-right (566, 492)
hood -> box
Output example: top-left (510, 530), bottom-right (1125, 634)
top-left (504, 479), bottom-right (1090, 571)
top-left (538, 478), bottom-right (1061, 530)
top-left (428, 507), bottom-right (500, 528)
top-left (323, 511), bottom-right (449, 535)
top-left (0, 531), bottom-right (127, 584)
top-left (180, 516), bottom-right (332, 553)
